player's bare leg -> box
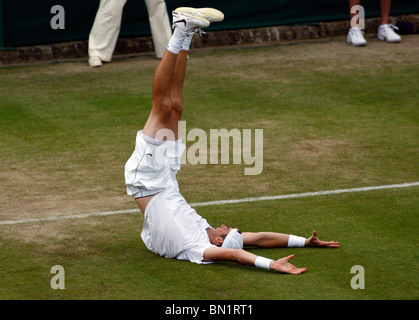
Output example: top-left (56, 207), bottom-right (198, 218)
top-left (142, 51), bottom-right (179, 139)
top-left (170, 50), bottom-right (188, 139)
top-left (142, 48), bottom-right (187, 140)
top-left (142, 10), bottom-right (213, 141)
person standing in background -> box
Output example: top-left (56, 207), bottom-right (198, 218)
top-left (88, 0), bottom-right (172, 67)
top-left (347, 0), bottom-right (401, 46)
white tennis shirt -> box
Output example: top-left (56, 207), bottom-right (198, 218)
top-left (141, 186), bottom-right (217, 264)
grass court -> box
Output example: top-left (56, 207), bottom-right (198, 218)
top-left (0, 35), bottom-right (418, 300)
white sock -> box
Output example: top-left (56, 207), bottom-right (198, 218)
top-left (180, 33), bottom-right (193, 52)
top-left (287, 235), bottom-right (306, 247)
top-left (167, 28), bottom-right (188, 55)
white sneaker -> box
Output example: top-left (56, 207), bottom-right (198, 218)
top-left (378, 24), bottom-right (401, 43)
top-left (89, 56), bottom-right (102, 67)
top-left (347, 28), bottom-right (367, 46)
top-left (174, 7), bottom-right (224, 23)
top-left (172, 11), bottom-right (210, 35)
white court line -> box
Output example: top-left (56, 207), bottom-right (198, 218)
top-left (1, 182), bottom-right (418, 226)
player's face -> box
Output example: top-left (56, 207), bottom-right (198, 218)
top-left (216, 225), bottom-right (232, 237)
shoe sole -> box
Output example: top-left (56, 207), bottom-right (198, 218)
top-left (175, 7), bottom-right (224, 22)
top-left (89, 58), bottom-right (103, 67)
top-left (175, 12), bottom-right (210, 28)
top-left (347, 39), bottom-right (366, 47)
top-left (377, 35), bottom-right (401, 43)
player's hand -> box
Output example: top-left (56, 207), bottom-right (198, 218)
top-left (270, 254), bottom-right (307, 274)
top-left (306, 230), bottom-right (340, 248)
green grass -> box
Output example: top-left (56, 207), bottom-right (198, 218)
top-left (0, 36), bottom-right (418, 299)
top-left (0, 189), bottom-right (417, 300)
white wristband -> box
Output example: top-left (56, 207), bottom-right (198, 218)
top-left (288, 235), bottom-right (306, 247)
top-left (254, 256), bottom-right (273, 270)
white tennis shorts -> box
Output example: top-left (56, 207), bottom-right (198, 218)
top-left (124, 131), bottom-right (186, 198)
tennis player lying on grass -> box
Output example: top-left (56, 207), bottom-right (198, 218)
top-left (125, 7), bottom-right (339, 274)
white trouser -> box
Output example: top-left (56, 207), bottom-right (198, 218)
top-left (144, 0), bottom-right (172, 58)
top-left (88, 0), bottom-right (172, 60)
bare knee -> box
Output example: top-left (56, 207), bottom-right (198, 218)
top-left (153, 97), bottom-right (172, 117)
top-left (171, 96), bottom-right (183, 118)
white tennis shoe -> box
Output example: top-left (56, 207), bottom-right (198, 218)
top-left (174, 7), bottom-right (224, 23)
top-left (172, 11), bottom-right (210, 35)
top-left (89, 56), bottom-right (102, 67)
top-left (378, 24), bottom-right (402, 43)
top-left (347, 28), bottom-right (367, 46)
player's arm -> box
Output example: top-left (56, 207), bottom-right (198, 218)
top-left (203, 247), bottom-right (307, 274)
top-left (241, 232), bottom-right (290, 248)
top-left (242, 230), bottom-right (339, 248)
